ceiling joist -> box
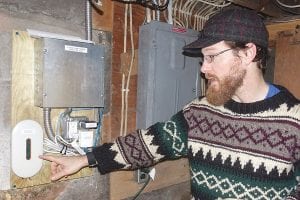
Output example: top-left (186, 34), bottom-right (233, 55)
top-left (230, 0), bottom-right (287, 17)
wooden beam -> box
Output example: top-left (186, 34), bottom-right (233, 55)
top-left (230, 0), bottom-right (285, 17)
top-left (266, 18), bottom-right (300, 41)
top-left (110, 158), bottom-right (190, 200)
top-left (92, 0), bottom-right (114, 32)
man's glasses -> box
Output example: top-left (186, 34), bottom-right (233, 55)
top-left (202, 48), bottom-right (233, 64)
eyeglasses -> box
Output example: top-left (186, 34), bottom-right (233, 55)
top-left (202, 48), bottom-right (233, 64)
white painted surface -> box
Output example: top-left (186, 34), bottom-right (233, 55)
top-left (11, 120), bottom-right (43, 178)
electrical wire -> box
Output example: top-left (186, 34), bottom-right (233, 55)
top-left (44, 107), bottom-right (101, 155)
top-left (120, 4), bottom-right (129, 136)
top-left (167, 0), bottom-right (173, 24)
top-left (172, 0), bottom-right (230, 30)
top-left (120, 4), bottom-right (135, 137)
top-left (146, 7), bottom-right (152, 23)
top-left (132, 173), bottom-right (151, 200)
top-left (276, 0), bottom-right (300, 8)
top-left (55, 135), bottom-right (73, 146)
top-left (124, 4), bottom-right (128, 53)
top-left (116, 0), bottom-right (169, 11)
top-left (195, 0), bottom-right (231, 7)
top-left (270, 18), bottom-right (300, 23)
top-left (275, 2), bottom-right (300, 15)
top-left (43, 109), bottom-right (77, 155)
top-left (152, 0), bottom-right (160, 20)
top-left (43, 138), bottom-right (79, 156)
top-left (124, 4), bottom-right (135, 135)
top-left (143, 0), bottom-right (170, 11)
top-left (120, 74), bottom-right (126, 137)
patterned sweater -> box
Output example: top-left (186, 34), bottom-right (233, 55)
top-left (93, 86), bottom-right (300, 200)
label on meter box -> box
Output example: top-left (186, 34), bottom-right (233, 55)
top-left (65, 45), bottom-right (88, 53)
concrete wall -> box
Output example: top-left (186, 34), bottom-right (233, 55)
top-left (0, 0), bottom-right (109, 199)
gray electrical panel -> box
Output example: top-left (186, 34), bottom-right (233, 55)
top-left (34, 38), bottom-right (105, 108)
top-left (137, 21), bottom-right (200, 129)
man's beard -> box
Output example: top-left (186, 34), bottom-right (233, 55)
top-left (205, 65), bottom-right (246, 106)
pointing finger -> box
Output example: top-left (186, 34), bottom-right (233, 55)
top-left (39, 155), bottom-right (61, 164)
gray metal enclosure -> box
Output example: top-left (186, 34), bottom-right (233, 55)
top-left (34, 38), bottom-right (105, 108)
top-left (137, 21), bottom-right (201, 129)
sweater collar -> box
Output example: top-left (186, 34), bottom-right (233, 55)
top-left (224, 85), bottom-right (298, 114)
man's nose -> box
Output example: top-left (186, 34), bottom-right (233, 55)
top-left (200, 61), bottom-right (211, 74)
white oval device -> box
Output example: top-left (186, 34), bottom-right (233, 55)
top-left (11, 120), bottom-right (43, 178)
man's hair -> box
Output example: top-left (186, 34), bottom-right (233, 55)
top-left (224, 41), bottom-right (268, 71)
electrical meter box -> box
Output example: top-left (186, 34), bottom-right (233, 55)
top-left (34, 38), bottom-right (105, 108)
top-left (137, 21), bottom-right (201, 129)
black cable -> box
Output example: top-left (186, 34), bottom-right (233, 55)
top-left (60, 145), bottom-right (66, 154)
top-left (64, 146), bottom-right (68, 155)
top-left (132, 174), bottom-right (151, 200)
top-left (274, 1), bottom-right (300, 15)
top-left (114, 0), bottom-right (169, 11)
top-left (143, 0), bottom-right (169, 11)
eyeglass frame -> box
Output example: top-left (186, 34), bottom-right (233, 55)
top-left (202, 48), bottom-right (234, 64)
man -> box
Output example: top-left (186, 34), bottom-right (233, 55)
top-left (40, 7), bottom-right (300, 199)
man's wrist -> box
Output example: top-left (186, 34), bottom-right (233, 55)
top-left (81, 155), bottom-right (89, 168)
top-left (86, 151), bottom-right (98, 168)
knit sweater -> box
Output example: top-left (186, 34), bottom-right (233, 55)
top-left (93, 86), bottom-right (300, 200)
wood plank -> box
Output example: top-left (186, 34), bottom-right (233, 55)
top-left (92, 0), bottom-right (114, 32)
top-left (230, 0), bottom-right (284, 17)
top-left (266, 19), bottom-right (300, 41)
top-left (274, 32), bottom-right (300, 99)
top-left (120, 49), bottom-right (139, 75)
top-left (11, 31), bottom-right (93, 188)
top-left (110, 158), bottom-right (190, 200)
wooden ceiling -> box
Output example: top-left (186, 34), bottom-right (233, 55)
top-left (231, 0), bottom-right (300, 18)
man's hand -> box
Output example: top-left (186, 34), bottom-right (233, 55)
top-left (39, 155), bottom-right (89, 181)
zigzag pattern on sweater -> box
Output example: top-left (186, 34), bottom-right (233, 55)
top-left (184, 102), bottom-right (300, 177)
top-left (183, 89), bottom-right (300, 199)
top-left (191, 167), bottom-right (294, 200)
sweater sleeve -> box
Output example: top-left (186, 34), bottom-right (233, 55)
top-left (91, 110), bottom-right (189, 174)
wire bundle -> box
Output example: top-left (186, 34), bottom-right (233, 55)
top-left (172, 0), bottom-right (231, 31)
top-left (43, 108), bottom-right (103, 156)
top-left (43, 137), bottom-right (79, 156)
top-left (138, 0), bottom-right (169, 10)
top-left (117, 0), bottom-right (169, 11)
top-left (275, 0), bottom-right (300, 15)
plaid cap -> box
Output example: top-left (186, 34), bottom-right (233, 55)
top-left (183, 7), bottom-right (269, 55)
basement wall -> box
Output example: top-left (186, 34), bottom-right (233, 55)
top-left (0, 0), bottom-right (109, 199)
top-left (0, 1), bottom-right (191, 199)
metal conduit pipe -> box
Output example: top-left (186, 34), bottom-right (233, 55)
top-left (43, 107), bottom-right (56, 141)
top-left (85, 0), bottom-right (92, 41)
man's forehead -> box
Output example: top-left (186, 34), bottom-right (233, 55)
top-left (201, 41), bottom-right (226, 53)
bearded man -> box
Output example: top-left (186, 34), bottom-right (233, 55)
top-left (41, 7), bottom-right (300, 200)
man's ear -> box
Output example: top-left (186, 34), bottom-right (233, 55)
top-left (239, 43), bottom-right (257, 65)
